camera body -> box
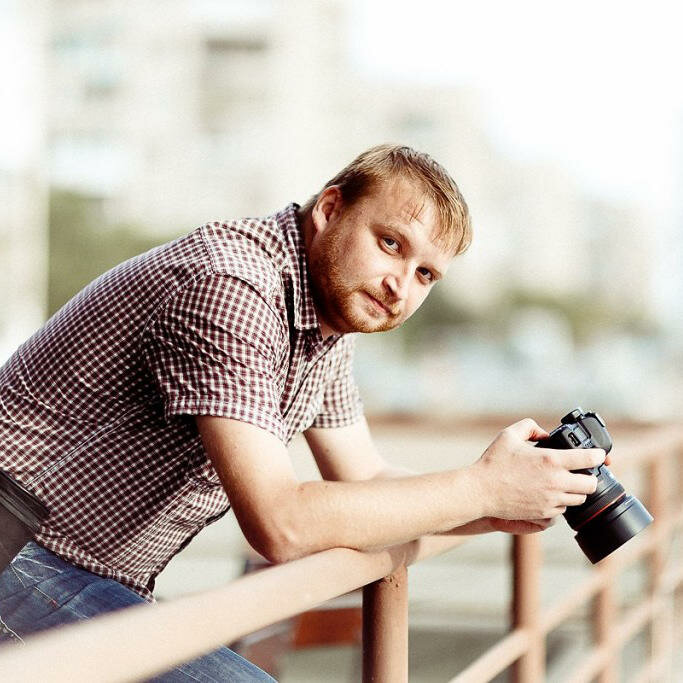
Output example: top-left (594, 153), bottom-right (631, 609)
top-left (540, 408), bottom-right (613, 454)
top-left (536, 408), bottom-right (653, 563)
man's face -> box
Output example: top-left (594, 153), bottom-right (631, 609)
top-left (307, 178), bottom-right (454, 336)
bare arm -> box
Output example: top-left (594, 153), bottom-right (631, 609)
top-left (196, 415), bottom-right (605, 563)
top-left (197, 415), bottom-right (488, 562)
top-left (303, 417), bottom-right (411, 482)
top-left (305, 419), bottom-right (558, 536)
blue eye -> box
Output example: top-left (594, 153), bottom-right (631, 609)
top-left (417, 267), bottom-right (434, 282)
top-left (382, 237), bottom-right (399, 251)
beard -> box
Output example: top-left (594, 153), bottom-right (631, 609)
top-left (307, 228), bottom-right (403, 334)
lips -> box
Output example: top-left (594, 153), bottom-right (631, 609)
top-left (364, 292), bottom-right (398, 316)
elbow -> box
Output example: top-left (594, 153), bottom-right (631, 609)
top-left (258, 538), bottom-right (300, 565)
top-left (234, 484), bottom-right (319, 564)
top-left (244, 514), bottom-right (307, 565)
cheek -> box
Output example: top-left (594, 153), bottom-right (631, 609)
top-left (344, 244), bottom-right (378, 280)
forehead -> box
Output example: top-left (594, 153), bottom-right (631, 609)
top-left (361, 177), bottom-right (433, 221)
top-left (358, 178), bottom-right (454, 265)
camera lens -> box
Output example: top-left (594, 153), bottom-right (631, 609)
top-left (563, 465), bottom-right (622, 530)
top-left (563, 465), bottom-right (652, 563)
top-left (573, 495), bottom-right (654, 564)
top-left (537, 409), bottom-right (654, 563)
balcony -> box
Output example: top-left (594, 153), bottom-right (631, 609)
top-left (0, 417), bottom-right (680, 681)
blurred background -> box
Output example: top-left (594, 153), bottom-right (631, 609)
top-left (2, 0), bottom-right (682, 421)
top-left (1, 1), bottom-right (681, 680)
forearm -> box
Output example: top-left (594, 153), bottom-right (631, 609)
top-left (200, 416), bottom-right (600, 564)
top-left (371, 463), bottom-right (499, 535)
top-left (347, 457), bottom-right (551, 538)
top-left (272, 466), bottom-right (486, 560)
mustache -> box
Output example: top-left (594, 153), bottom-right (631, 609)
top-left (365, 290), bottom-right (401, 316)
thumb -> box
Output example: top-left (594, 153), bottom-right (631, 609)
top-left (505, 417), bottom-right (550, 443)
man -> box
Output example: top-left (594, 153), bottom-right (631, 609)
top-left (0, 145), bottom-right (604, 680)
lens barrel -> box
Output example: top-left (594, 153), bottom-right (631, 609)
top-left (561, 464), bottom-right (653, 563)
top-left (574, 495), bottom-right (654, 564)
top-left (563, 464), bottom-right (623, 530)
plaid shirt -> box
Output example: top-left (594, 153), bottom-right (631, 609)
top-left (0, 204), bottom-right (363, 601)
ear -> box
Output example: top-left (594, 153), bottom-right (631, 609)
top-left (311, 186), bottom-right (343, 235)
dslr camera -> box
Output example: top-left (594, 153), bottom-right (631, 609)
top-left (536, 408), bottom-right (653, 563)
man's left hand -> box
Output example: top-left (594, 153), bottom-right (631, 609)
top-left (442, 516), bottom-right (555, 536)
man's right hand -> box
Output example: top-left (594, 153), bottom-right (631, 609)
top-left (469, 418), bottom-right (606, 521)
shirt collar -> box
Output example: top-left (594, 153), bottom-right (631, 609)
top-left (275, 203), bottom-right (323, 334)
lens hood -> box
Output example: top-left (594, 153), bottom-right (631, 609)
top-left (575, 495), bottom-right (653, 564)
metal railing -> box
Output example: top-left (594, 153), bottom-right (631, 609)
top-left (452, 424), bottom-right (683, 683)
top-left (0, 423), bottom-right (680, 682)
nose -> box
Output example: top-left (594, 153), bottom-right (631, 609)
top-left (383, 267), bottom-right (410, 302)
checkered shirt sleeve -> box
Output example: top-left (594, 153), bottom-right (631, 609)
top-left (311, 336), bottom-right (364, 429)
top-left (142, 273), bottom-right (287, 441)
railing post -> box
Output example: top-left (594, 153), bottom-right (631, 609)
top-left (362, 565), bottom-right (408, 682)
top-left (511, 533), bottom-right (545, 683)
top-left (592, 554), bottom-right (618, 683)
top-left (647, 449), bottom-right (673, 681)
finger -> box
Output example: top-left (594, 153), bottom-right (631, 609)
top-left (561, 493), bottom-right (589, 507)
top-left (541, 506), bottom-right (567, 519)
top-left (556, 447), bottom-right (606, 471)
top-left (497, 519), bottom-right (548, 534)
top-left (562, 471), bottom-right (598, 495)
top-left (517, 522), bottom-right (547, 534)
top-left (504, 417), bottom-right (550, 442)
top-left (525, 518), bottom-right (554, 531)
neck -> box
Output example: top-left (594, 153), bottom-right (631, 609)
top-left (296, 205), bottom-right (339, 340)
top-left (297, 205), bottom-right (314, 252)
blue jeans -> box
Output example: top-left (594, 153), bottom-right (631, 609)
top-left (0, 541), bottom-right (275, 682)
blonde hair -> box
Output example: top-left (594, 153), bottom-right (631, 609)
top-left (302, 144), bottom-right (472, 255)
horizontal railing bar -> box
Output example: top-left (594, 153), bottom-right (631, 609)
top-left (0, 535), bottom-right (465, 682)
top-left (540, 570), bottom-right (604, 634)
top-left (632, 654), bottom-right (670, 683)
top-left (564, 596), bottom-right (663, 683)
top-left (565, 644), bottom-right (609, 683)
top-left (610, 427), bottom-right (683, 466)
top-left (447, 503), bottom-right (682, 683)
top-left (614, 596), bottom-right (658, 647)
top-left (662, 557), bottom-right (683, 593)
top-left (446, 628), bottom-right (530, 683)
top-left (0, 428), bottom-right (677, 683)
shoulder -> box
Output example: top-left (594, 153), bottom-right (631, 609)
top-left (154, 271), bottom-right (286, 346)
top-left (198, 215), bottom-right (286, 301)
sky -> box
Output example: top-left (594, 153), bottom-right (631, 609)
top-left (3, 0), bottom-right (681, 213)
top-left (0, 2), bottom-right (44, 173)
top-left (350, 0), bottom-right (683, 214)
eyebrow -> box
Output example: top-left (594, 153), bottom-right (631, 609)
top-left (379, 223), bottom-right (444, 280)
